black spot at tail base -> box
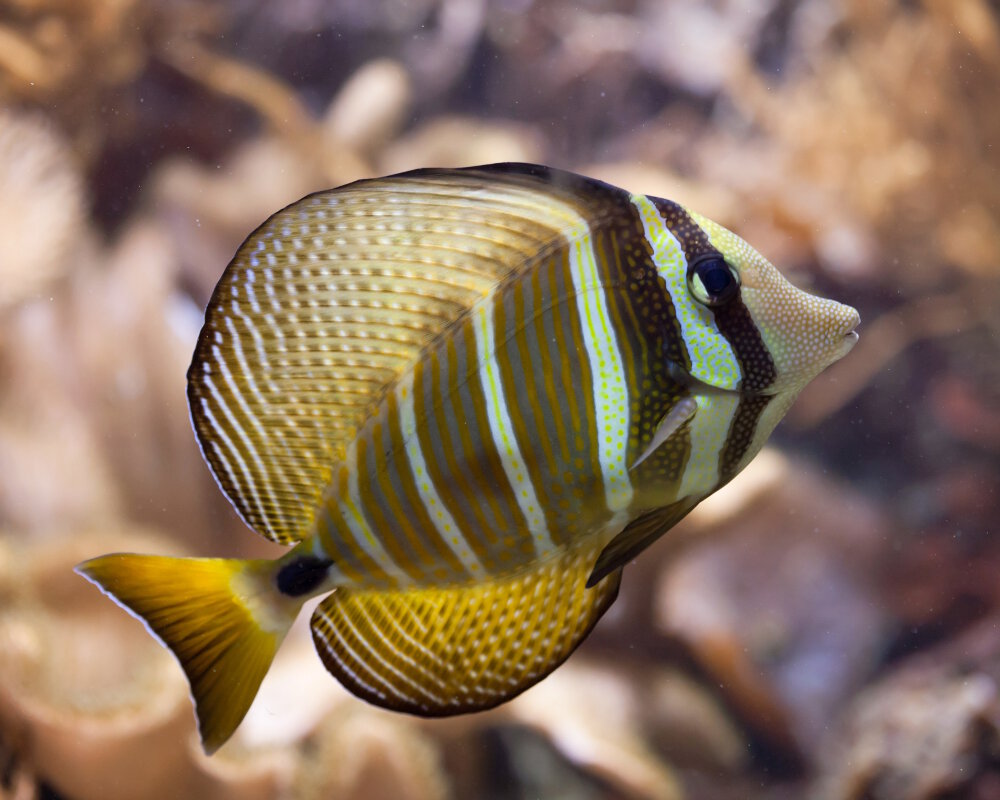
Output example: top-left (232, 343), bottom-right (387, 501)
top-left (276, 555), bottom-right (333, 597)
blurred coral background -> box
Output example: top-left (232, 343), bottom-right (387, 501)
top-left (1, 1), bottom-right (999, 798)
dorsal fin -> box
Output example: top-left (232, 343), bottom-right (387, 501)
top-left (187, 164), bottom-right (621, 544)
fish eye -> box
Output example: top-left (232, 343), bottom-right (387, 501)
top-left (687, 255), bottom-right (740, 307)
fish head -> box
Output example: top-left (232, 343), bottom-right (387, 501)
top-left (686, 211), bottom-right (860, 396)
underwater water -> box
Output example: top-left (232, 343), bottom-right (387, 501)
top-left (0, 1), bottom-right (998, 798)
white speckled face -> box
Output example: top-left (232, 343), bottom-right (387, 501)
top-left (690, 211), bottom-right (860, 395)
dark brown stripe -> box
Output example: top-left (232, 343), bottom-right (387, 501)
top-left (441, 332), bottom-right (506, 546)
top-left (719, 395), bottom-right (772, 483)
top-left (495, 270), bottom-right (568, 545)
top-left (596, 199), bottom-right (693, 488)
top-left (380, 374), bottom-right (467, 581)
top-left (650, 197), bottom-right (777, 394)
top-left (320, 467), bottom-right (388, 584)
top-left (531, 251), bottom-right (604, 536)
top-left (414, 338), bottom-right (494, 559)
top-left (709, 302), bottom-right (777, 394)
top-left (355, 408), bottom-right (428, 583)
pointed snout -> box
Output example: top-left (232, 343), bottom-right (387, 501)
top-left (826, 300), bottom-right (861, 361)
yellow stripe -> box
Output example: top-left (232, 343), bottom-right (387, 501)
top-left (446, 333), bottom-right (504, 548)
top-left (355, 416), bottom-right (426, 584)
top-left (567, 235), bottom-right (633, 514)
top-left (499, 279), bottom-right (567, 545)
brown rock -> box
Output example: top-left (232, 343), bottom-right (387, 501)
top-left (817, 618), bottom-right (1000, 800)
top-left (655, 451), bottom-right (891, 761)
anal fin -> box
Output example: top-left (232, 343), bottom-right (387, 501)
top-left (310, 543), bottom-right (621, 716)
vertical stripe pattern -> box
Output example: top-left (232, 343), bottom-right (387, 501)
top-left (473, 297), bottom-right (556, 558)
top-left (395, 371), bottom-right (486, 577)
top-left (629, 194), bottom-right (742, 391)
top-left (306, 167), bottom-right (777, 588)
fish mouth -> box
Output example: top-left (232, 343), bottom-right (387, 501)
top-left (834, 306), bottom-right (861, 357)
top-left (833, 327), bottom-right (860, 360)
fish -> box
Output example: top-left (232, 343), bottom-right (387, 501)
top-left (76, 163), bottom-right (860, 753)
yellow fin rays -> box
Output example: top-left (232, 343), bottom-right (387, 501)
top-left (310, 542), bottom-right (621, 715)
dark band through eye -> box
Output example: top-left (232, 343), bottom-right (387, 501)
top-left (688, 254), bottom-right (739, 307)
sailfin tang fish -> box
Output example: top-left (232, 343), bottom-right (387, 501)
top-left (77, 163), bottom-right (859, 753)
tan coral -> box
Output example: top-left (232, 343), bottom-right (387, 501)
top-left (184, 736), bottom-right (297, 800)
top-left (0, 110), bottom-right (85, 311)
top-left (655, 451), bottom-right (890, 760)
top-left (817, 619), bottom-right (1000, 800)
top-left (294, 705), bottom-right (449, 800)
top-left (379, 116), bottom-right (543, 174)
top-left (322, 59), bottom-right (413, 163)
top-left (62, 219), bottom-right (233, 550)
top-left (0, 298), bottom-right (122, 534)
top-left (0, 529), bottom-right (194, 800)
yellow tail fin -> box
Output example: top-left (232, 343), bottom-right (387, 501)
top-left (75, 553), bottom-right (300, 753)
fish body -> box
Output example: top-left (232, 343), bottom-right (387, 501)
top-left (77, 164), bottom-right (859, 752)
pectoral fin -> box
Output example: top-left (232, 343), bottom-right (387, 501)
top-left (309, 542), bottom-right (621, 716)
top-left (629, 396), bottom-right (698, 472)
top-left (586, 499), bottom-right (695, 587)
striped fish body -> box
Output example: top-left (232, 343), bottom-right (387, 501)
top-left (77, 164), bottom-right (860, 751)
top-left (314, 205), bottom-right (688, 590)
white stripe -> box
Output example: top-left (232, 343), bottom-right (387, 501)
top-left (678, 393), bottom-right (739, 498)
top-left (342, 445), bottom-right (413, 585)
top-left (244, 267), bottom-right (262, 314)
top-left (395, 371), bottom-right (485, 577)
top-left (199, 376), bottom-right (272, 530)
top-left (473, 297), bottom-right (555, 557)
top-left (228, 289), bottom-right (284, 397)
top-left (312, 611), bottom-right (389, 702)
top-left (566, 236), bottom-right (634, 513)
top-left (227, 299), bottom-right (273, 378)
top-left (335, 603), bottom-right (439, 702)
top-left (320, 603), bottom-right (443, 705)
top-left (219, 318), bottom-right (304, 515)
top-left (629, 195), bottom-right (741, 390)
top-left (355, 597), bottom-right (446, 690)
top-left (369, 595), bottom-right (436, 665)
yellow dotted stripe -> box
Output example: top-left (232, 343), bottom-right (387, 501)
top-left (567, 235), bottom-right (634, 513)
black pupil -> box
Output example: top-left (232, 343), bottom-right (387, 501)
top-left (697, 259), bottom-right (733, 297)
